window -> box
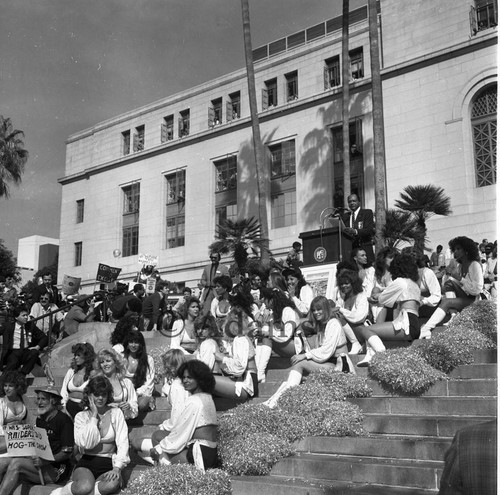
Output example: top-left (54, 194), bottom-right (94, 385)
top-left (161, 115), bottom-right (174, 142)
top-left (471, 0), bottom-right (498, 34)
top-left (133, 125), bottom-right (145, 152)
top-left (227, 91), bottom-right (241, 121)
top-left (179, 109), bottom-right (190, 137)
top-left (209, 98), bottom-right (223, 127)
top-left (332, 119), bottom-right (364, 206)
top-left (76, 199), bottom-right (84, 223)
top-left (324, 56), bottom-right (341, 89)
top-left (269, 140), bottom-right (296, 178)
top-left (472, 85), bottom-right (497, 187)
top-left (349, 48), bottom-right (364, 81)
top-left (122, 130), bottom-right (131, 155)
top-left (215, 155), bottom-right (238, 227)
top-left (285, 71), bottom-right (298, 101)
top-left (74, 242), bottom-right (82, 267)
top-left (263, 78), bottom-right (278, 110)
top-left (215, 155), bottom-right (237, 192)
top-left (165, 170), bottom-right (186, 248)
top-left (269, 139), bottom-right (296, 228)
top-left (122, 183), bottom-right (140, 257)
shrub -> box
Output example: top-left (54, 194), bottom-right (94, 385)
top-left (419, 326), bottom-right (496, 374)
top-left (278, 384), bottom-right (365, 437)
top-left (219, 431), bottom-right (293, 476)
top-left (368, 348), bottom-right (446, 396)
top-left (447, 300), bottom-right (497, 341)
top-left (148, 346), bottom-right (170, 383)
top-left (218, 402), bottom-right (305, 444)
top-left (306, 368), bottom-right (373, 399)
top-left (120, 464), bottom-right (231, 495)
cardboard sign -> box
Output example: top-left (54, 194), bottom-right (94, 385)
top-left (145, 277), bottom-right (156, 294)
top-left (61, 274), bottom-right (81, 295)
top-left (96, 263), bottom-right (122, 283)
top-left (5, 424), bottom-right (54, 460)
top-left (138, 253), bottom-right (158, 266)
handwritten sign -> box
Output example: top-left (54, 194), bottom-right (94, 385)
top-left (96, 263), bottom-right (122, 284)
top-left (5, 424), bottom-right (54, 460)
top-left (145, 277), bottom-right (156, 294)
top-left (138, 253), bottom-right (158, 266)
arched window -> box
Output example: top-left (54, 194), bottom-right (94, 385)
top-left (471, 85), bottom-right (497, 187)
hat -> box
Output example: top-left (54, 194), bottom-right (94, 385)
top-left (282, 267), bottom-right (303, 279)
top-left (34, 386), bottom-right (62, 400)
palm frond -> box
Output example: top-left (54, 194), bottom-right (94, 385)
top-left (394, 184), bottom-right (452, 218)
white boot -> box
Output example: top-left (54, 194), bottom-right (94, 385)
top-left (443, 312), bottom-right (457, 327)
top-left (94, 483), bottom-right (103, 495)
top-left (263, 370), bottom-right (302, 408)
top-left (50, 483), bottom-right (73, 495)
top-left (357, 335), bottom-right (385, 367)
top-left (341, 323), bottom-right (363, 355)
top-left (445, 291), bottom-right (456, 298)
top-left (420, 307), bottom-right (447, 338)
top-left (255, 344), bottom-right (272, 383)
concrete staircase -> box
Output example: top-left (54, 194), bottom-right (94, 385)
top-left (20, 324), bottom-right (497, 494)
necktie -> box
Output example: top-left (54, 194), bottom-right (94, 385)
top-left (20, 325), bottom-right (26, 349)
top-left (351, 212), bottom-right (355, 228)
top-left (210, 263), bottom-right (218, 286)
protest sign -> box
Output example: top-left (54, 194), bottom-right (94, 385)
top-left (145, 277), bottom-right (156, 294)
top-left (96, 263), bottom-right (122, 283)
top-left (62, 274), bottom-right (81, 295)
top-left (138, 253), bottom-right (158, 266)
top-left (5, 424), bottom-right (54, 460)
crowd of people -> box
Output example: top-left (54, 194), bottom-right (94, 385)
top-left (0, 232), bottom-right (495, 493)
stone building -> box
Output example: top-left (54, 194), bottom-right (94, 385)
top-left (58, 0), bottom-right (497, 290)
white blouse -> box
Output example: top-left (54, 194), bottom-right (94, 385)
top-left (154, 393), bottom-right (217, 455)
top-left (160, 377), bottom-right (189, 432)
top-left (271, 306), bottom-right (300, 343)
top-left (336, 292), bottom-right (369, 325)
top-left (304, 318), bottom-right (347, 363)
top-left (291, 284), bottom-right (315, 316)
top-left (419, 267), bottom-right (442, 307)
top-left (74, 408), bottom-right (130, 470)
top-left (222, 335), bottom-right (256, 397)
top-left (194, 338), bottom-right (218, 372)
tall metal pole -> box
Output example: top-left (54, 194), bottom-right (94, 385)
top-left (368, 0), bottom-right (387, 251)
top-left (240, 0), bottom-right (270, 262)
top-left (342, 0), bottom-right (351, 206)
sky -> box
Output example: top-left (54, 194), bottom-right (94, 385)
top-left (0, 0), bottom-right (365, 257)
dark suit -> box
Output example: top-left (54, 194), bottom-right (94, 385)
top-left (199, 262), bottom-right (230, 314)
top-left (32, 283), bottom-right (61, 307)
top-left (2, 318), bottom-right (48, 373)
top-left (439, 420), bottom-right (497, 495)
top-left (342, 208), bottom-right (375, 265)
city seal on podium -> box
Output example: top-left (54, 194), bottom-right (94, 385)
top-left (314, 246), bottom-right (327, 263)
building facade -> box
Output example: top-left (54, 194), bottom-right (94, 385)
top-left (58, 0), bottom-right (497, 290)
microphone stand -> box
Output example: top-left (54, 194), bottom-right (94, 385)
top-left (319, 207), bottom-right (346, 262)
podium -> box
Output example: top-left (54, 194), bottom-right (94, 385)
top-left (299, 220), bottom-right (352, 266)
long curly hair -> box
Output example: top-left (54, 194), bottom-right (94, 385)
top-left (94, 348), bottom-right (126, 379)
top-left (449, 236), bottom-right (480, 263)
top-left (337, 269), bottom-right (364, 298)
top-left (388, 253), bottom-right (419, 282)
top-left (267, 272), bottom-right (288, 292)
top-left (110, 315), bottom-right (138, 347)
top-left (162, 348), bottom-right (187, 385)
top-left (71, 342), bottom-right (96, 381)
top-left (260, 287), bottom-right (296, 322)
top-left (374, 247), bottom-right (399, 282)
top-left (182, 296), bottom-right (201, 321)
top-left (123, 330), bottom-right (150, 389)
top-left (0, 370), bottom-right (28, 397)
top-left (81, 376), bottom-right (114, 410)
top-left (194, 313), bottom-right (222, 345)
top-left (305, 296), bottom-right (332, 332)
top-left (177, 360), bottom-right (215, 394)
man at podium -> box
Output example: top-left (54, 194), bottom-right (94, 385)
top-left (341, 194), bottom-right (375, 266)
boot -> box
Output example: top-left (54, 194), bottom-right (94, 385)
top-left (342, 323), bottom-right (363, 355)
top-left (419, 307), bottom-right (447, 338)
top-left (263, 370), bottom-right (302, 408)
top-left (445, 291), bottom-right (456, 299)
top-left (255, 344), bottom-right (272, 383)
top-left (357, 335), bottom-right (385, 367)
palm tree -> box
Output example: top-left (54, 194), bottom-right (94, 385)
top-left (0, 116), bottom-right (29, 198)
top-left (240, 0), bottom-right (270, 263)
top-left (394, 184), bottom-right (452, 251)
top-left (209, 217), bottom-right (269, 279)
top-left (381, 209), bottom-right (423, 249)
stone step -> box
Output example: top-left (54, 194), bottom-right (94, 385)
top-left (270, 453), bottom-right (442, 490)
top-left (449, 363), bottom-right (497, 379)
top-left (363, 414), bottom-right (496, 437)
top-left (348, 396), bottom-right (497, 416)
top-left (230, 476), bottom-right (438, 495)
top-left (295, 435), bottom-right (451, 462)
